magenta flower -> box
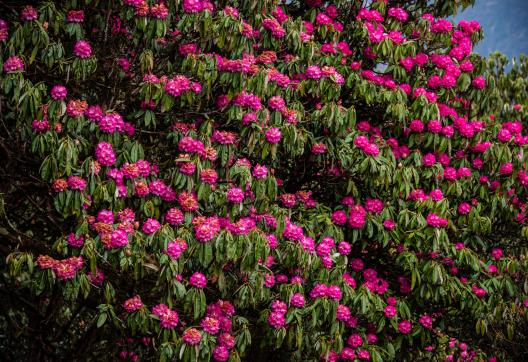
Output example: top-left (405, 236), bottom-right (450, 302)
top-left (73, 40), bottom-right (92, 58)
top-left (3, 56), bottom-right (24, 73)
top-left (290, 293), bottom-right (305, 308)
top-left (142, 218), bottom-right (161, 234)
top-left (123, 295), bottom-right (144, 313)
top-left (398, 320), bottom-right (412, 334)
top-left (201, 316), bottom-right (221, 335)
top-left (182, 328), bottom-right (202, 345)
top-left (347, 333), bottom-right (363, 348)
top-left (50, 85), bottom-right (68, 100)
top-left (226, 187), bottom-right (244, 203)
top-left (212, 346), bottom-right (229, 362)
top-left (265, 128), bottom-right (282, 144)
top-left (189, 272), bottom-right (207, 288)
top-left (95, 142), bottom-right (116, 167)
top-left (267, 311), bottom-right (286, 329)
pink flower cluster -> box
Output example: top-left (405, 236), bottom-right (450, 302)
top-left (182, 328), bottom-right (202, 345)
top-left (67, 233), bottom-right (85, 248)
top-left (0, 19), bottom-right (7, 42)
top-left (152, 304), bottom-right (179, 329)
top-left (142, 218), bottom-right (161, 234)
top-left (73, 40), bottom-right (93, 58)
top-left (194, 216), bottom-right (221, 242)
top-left (262, 18), bottom-right (285, 39)
top-left (51, 85), bottom-right (68, 100)
top-left (37, 255), bottom-right (84, 280)
top-left (123, 295), bottom-right (144, 313)
top-left (3, 56), bottom-right (24, 73)
top-left (309, 284), bottom-right (342, 301)
top-left (182, 0), bottom-right (213, 13)
top-left (166, 238), bottom-right (188, 259)
top-left (232, 91), bottom-right (262, 111)
top-left (354, 135), bottom-right (380, 157)
top-left (189, 272), bottom-right (207, 288)
top-left (426, 213), bottom-right (448, 228)
top-left (95, 142), bottom-right (116, 167)
top-left (66, 10), bottom-right (85, 23)
top-left (265, 128), bottom-right (282, 144)
top-left (20, 6), bottom-right (38, 21)
top-left (268, 300), bottom-right (287, 329)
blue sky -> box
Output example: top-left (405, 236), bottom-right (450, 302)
top-left (453, 0), bottom-right (528, 60)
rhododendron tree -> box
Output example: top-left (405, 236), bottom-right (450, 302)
top-left (1, 0), bottom-right (528, 361)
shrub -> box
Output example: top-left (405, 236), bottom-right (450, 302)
top-left (1, 1), bottom-right (527, 361)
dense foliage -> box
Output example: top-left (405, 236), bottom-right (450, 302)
top-left (1, 0), bottom-right (527, 361)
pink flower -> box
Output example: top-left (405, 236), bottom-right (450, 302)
top-left (491, 248), bottom-right (503, 261)
top-left (268, 311), bottom-right (286, 329)
top-left (347, 333), bottom-right (363, 348)
top-left (20, 6), bottom-right (38, 21)
top-left (305, 65), bottom-right (322, 79)
top-left (472, 285), bottom-right (487, 298)
top-left (110, 229), bottom-right (129, 248)
top-left (383, 219), bottom-right (396, 230)
top-left (227, 187), bottom-right (244, 203)
top-left (32, 119), bottom-right (50, 134)
top-left (67, 176), bottom-right (87, 190)
top-left (66, 10), bottom-right (84, 23)
top-left (332, 210), bottom-right (348, 225)
top-left (472, 76), bottom-right (486, 89)
top-left (500, 162), bottom-right (513, 175)
top-left (164, 75), bottom-right (191, 97)
top-left (182, 328), bottom-right (202, 345)
top-left (189, 272), bottom-right (207, 288)
top-left (336, 304), bottom-right (351, 321)
top-left (409, 119), bottom-right (424, 133)
top-left (0, 20), bottom-right (7, 42)
top-left (349, 205), bottom-right (366, 229)
top-left (165, 208), bottom-right (184, 225)
top-left (311, 143), bottom-right (327, 154)
top-left (327, 285), bottom-right (342, 300)
top-left (398, 320), bottom-right (412, 334)
top-left (201, 316), bottom-right (221, 334)
top-left (268, 96), bottom-right (286, 111)
top-left (67, 233), bottom-right (85, 248)
top-left (218, 333), bottom-right (235, 349)
top-left (365, 198), bottom-right (383, 214)
top-left (212, 346), bottom-right (229, 362)
top-left (252, 165), bottom-right (268, 179)
top-left (3, 56), bottom-right (24, 73)
top-left (51, 85), bottom-right (67, 100)
top-left (426, 213), bottom-right (448, 228)
top-left (422, 153), bottom-right (436, 167)
top-left (357, 349), bottom-right (371, 361)
top-left (166, 238), bottom-right (187, 259)
top-left (384, 305), bottom-right (397, 318)
top-left (430, 189), bottom-right (444, 201)
top-left (419, 315), bottom-right (433, 329)
top-left (142, 218), bottom-right (161, 234)
top-left (265, 128), bottom-right (282, 144)
top-left (388, 7), bottom-right (408, 22)
top-left (290, 293), bottom-right (305, 308)
top-left (95, 142), bottom-right (116, 167)
top-left (341, 348), bottom-right (356, 361)
top-left (73, 40), bottom-right (92, 58)
top-left (123, 295), bottom-right (144, 313)
top-left (152, 304), bottom-right (179, 329)
top-left (150, 3), bottom-right (169, 19)
top-left (337, 241), bottom-right (351, 255)
top-left (458, 202), bottom-right (471, 215)
top-left (271, 300), bottom-right (287, 314)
